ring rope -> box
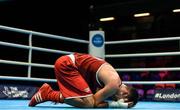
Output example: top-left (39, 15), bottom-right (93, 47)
top-left (105, 36), bottom-right (180, 44)
top-left (0, 41), bottom-right (73, 54)
top-left (0, 25), bottom-right (88, 44)
top-left (106, 51), bottom-right (180, 58)
top-left (116, 67), bottom-right (180, 72)
top-left (123, 81), bottom-right (180, 84)
top-left (2, 59), bottom-right (180, 71)
top-left (0, 25), bottom-right (179, 85)
top-left (0, 59), bottom-right (54, 68)
top-left (0, 76), bottom-right (56, 82)
top-left (0, 75), bottom-right (179, 84)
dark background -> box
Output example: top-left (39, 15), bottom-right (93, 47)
top-left (0, 0), bottom-right (180, 40)
top-left (1, 0), bottom-right (180, 73)
top-left (0, 0), bottom-right (180, 101)
top-left (0, 0), bottom-right (88, 39)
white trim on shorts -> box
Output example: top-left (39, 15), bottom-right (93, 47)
top-left (65, 94), bottom-right (93, 99)
top-left (67, 54), bottom-right (75, 64)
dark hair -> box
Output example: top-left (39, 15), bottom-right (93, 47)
top-left (127, 86), bottom-right (139, 107)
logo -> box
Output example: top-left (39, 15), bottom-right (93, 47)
top-left (154, 89), bottom-right (180, 101)
top-left (2, 86), bottom-right (28, 98)
top-left (154, 93), bottom-right (180, 99)
top-left (92, 34), bottom-right (104, 47)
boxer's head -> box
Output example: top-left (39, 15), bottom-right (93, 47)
top-left (112, 84), bottom-right (139, 108)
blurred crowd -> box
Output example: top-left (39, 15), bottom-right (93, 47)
top-left (119, 56), bottom-right (180, 100)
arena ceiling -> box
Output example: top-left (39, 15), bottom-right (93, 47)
top-left (0, 0), bottom-right (180, 39)
top-left (91, 0), bottom-right (180, 18)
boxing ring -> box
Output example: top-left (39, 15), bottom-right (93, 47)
top-left (0, 100), bottom-right (179, 110)
top-left (0, 25), bottom-right (180, 110)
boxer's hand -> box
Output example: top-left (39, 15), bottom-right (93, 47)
top-left (123, 98), bottom-right (134, 108)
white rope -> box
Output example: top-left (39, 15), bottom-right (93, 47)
top-left (0, 25), bottom-right (88, 80)
top-left (116, 67), bottom-right (180, 72)
top-left (1, 25), bottom-right (180, 84)
top-left (0, 76), bottom-right (56, 82)
top-left (105, 36), bottom-right (180, 44)
top-left (0, 59), bottom-right (54, 68)
top-left (0, 41), bottom-right (72, 54)
top-left (0, 41), bottom-right (29, 49)
top-left (1, 59), bottom-right (180, 71)
top-left (0, 75), bottom-right (179, 84)
top-left (0, 25), bottom-right (88, 44)
top-left (123, 81), bottom-right (180, 84)
top-left (105, 51), bottom-right (180, 58)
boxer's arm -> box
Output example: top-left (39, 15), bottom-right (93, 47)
top-left (93, 82), bottom-right (119, 105)
top-left (94, 63), bottom-right (121, 105)
top-left (64, 94), bottom-right (132, 108)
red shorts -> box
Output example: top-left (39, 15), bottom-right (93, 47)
top-left (54, 54), bottom-right (105, 99)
